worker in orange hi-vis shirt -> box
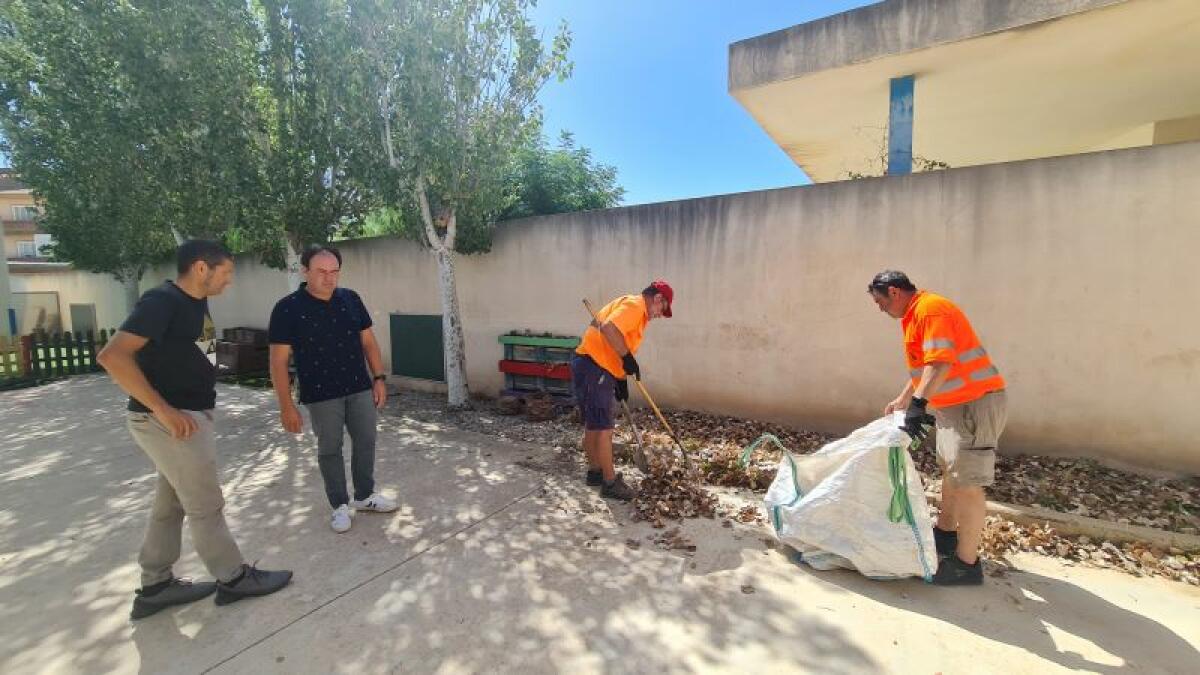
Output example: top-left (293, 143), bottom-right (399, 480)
top-left (572, 281), bottom-right (674, 501)
top-left (869, 270), bottom-right (1008, 587)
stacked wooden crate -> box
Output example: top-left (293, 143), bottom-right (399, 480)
top-left (497, 333), bottom-right (580, 398)
top-left (216, 327), bottom-right (269, 374)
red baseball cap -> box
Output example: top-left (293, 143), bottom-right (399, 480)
top-left (651, 279), bottom-right (674, 317)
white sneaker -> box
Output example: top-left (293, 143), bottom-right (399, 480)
top-left (349, 493), bottom-right (397, 513)
top-left (330, 505), bottom-right (353, 533)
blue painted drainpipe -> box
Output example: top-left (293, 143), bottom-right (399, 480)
top-left (888, 75), bottom-right (914, 175)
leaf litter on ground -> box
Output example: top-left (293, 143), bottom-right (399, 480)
top-left (382, 390), bottom-right (1200, 585)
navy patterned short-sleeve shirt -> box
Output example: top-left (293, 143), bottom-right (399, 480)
top-left (268, 283), bottom-right (374, 405)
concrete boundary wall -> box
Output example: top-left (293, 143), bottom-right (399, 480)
top-left (200, 141), bottom-right (1200, 475)
top-left (9, 268), bottom-right (129, 334)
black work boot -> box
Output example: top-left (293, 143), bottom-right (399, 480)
top-left (600, 473), bottom-right (637, 501)
top-left (215, 564), bottom-right (293, 606)
top-left (585, 468), bottom-right (603, 486)
top-left (131, 578), bottom-right (217, 620)
top-left (933, 526), bottom-right (959, 557)
top-left (932, 554), bottom-right (984, 586)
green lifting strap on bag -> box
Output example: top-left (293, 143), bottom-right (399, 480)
top-left (887, 444), bottom-right (919, 526)
top-left (738, 433), bottom-right (788, 468)
top-left (741, 434), bottom-right (802, 533)
top-left (888, 442), bottom-right (935, 581)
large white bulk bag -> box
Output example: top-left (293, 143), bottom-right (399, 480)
top-left (743, 414), bottom-right (937, 580)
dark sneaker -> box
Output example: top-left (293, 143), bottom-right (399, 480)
top-left (933, 526), bottom-right (959, 557)
top-left (215, 564), bottom-right (293, 606)
top-left (932, 554), bottom-right (984, 586)
top-left (130, 578), bottom-right (217, 620)
top-left (585, 469), bottom-right (603, 486)
top-left (600, 473), bottom-right (637, 501)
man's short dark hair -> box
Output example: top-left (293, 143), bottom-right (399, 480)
top-left (642, 284), bottom-right (661, 297)
top-left (177, 239), bottom-right (232, 275)
top-left (868, 270), bottom-right (917, 294)
top-left (301, 244), bottom-right (342, 268)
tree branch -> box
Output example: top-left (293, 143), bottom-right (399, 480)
top-left (415, 174), bottom-right (444, 252)
top-left (381, 80), bottom-right (400, 169)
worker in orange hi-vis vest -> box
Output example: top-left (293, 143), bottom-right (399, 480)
top-left (572, 281), bottom-right (674, 501)
top-left (869, 270), bottom-right (1008, 586)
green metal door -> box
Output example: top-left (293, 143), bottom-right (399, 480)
top-left (390, 313), bottom-right (445, 381)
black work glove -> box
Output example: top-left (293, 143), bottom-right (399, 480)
top-left (621, 353), bottom-right (641, 380)
top-left (615, 378), bottom-right (629, 402)
top-left (901, 397), bottom-right (936, 444)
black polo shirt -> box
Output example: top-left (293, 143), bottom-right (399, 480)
top-left (268, 283), bottom-right (374, 405)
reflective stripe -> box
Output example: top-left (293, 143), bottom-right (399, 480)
top-left (909, 368), bottom-right (923, 378)
top-left (958, 346), bottom-right (987, 363)
top-left (923, 338), bottom-right (955, 351)
top-left (937, 377), bottom-right (965, 393)
top-left (970, 364), bottom-right (1000, 382)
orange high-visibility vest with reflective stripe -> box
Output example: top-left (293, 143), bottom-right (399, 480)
top-left (576, 294), bottom-right (648, 379)
top-left (901, 291), bottom-right (1005, 408)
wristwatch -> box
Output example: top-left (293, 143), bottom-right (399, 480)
top-left (373, 373), bottom-right (387, 382)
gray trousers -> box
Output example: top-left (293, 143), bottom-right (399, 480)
top-left (127, 411), bottom-right (245, 586)
top-left (306, 389), bottom-right (377, 508)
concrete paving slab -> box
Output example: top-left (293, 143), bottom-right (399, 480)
top-left (2, 376), bottom-right (1198, 674)
top-left (212, 481), bottom-right (1200, 675)
top-left (1, 377), bottom-right (545, 674)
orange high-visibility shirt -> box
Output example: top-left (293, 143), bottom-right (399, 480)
top-left (576, 294), bottom-right (648, 378)
top-left (901, 290), bottom-right (1005, 408)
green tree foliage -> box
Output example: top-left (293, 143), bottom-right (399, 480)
top-left (499, 130), bottom-right (623, 220)
top-left (247, 0), bottom-right (375, 269)
top-left (354, 0), bottom-right (571, 406)
top-left (0, 1), bottom-right (267, 300)
top-left (359, 129), bottom-right (623, 238)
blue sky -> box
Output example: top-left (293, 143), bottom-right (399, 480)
top-left (529, 1), bottom-right (877, 206)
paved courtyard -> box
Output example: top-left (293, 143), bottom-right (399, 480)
top-left (1, 376), bottom-right (1197, 674)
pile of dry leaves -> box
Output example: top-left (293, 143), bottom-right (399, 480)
top-left (624, 407), bottom-right (1199, 537)
top-left (625, 408), bottom-right (830, 457)
top-left (910, 452), bottom-right (1200, 535)
top-left (625, 418), bottom-right (1200, 585)
top-left (629, 451), bottom-right (719, 528)
top-left (628, 430), bottom-right (799, 492)
top-left (981, 516), bottom-right (1200, 585)
top-left (522, 392), bottom-right (558, 422)
top-left (386, 391), bottom-right (1200, 584)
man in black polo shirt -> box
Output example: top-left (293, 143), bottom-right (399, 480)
top-left (98, 240), bottom-right (292, 619)
top-left (268, 245), bottom-right (396, 533)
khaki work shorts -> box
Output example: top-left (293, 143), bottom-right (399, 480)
top-left (933, 390), bottom-right (1008, 488)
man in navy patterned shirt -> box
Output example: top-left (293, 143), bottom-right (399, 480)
top-left (268, 245), bottom-right (396, 533)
